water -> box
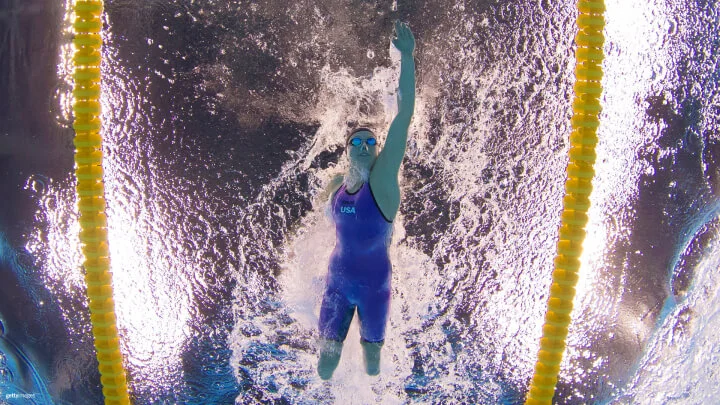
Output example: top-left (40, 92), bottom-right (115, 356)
top-left (1, 0), bottom-right (719, 404)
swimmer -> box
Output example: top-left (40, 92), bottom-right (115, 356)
top-left (317, 20), bottom-right (416, 380)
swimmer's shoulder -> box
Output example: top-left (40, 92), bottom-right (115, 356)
top-left (323, 175), bottom-right (345, 220)
top-left (320, 174), bottom-right (344, 204)
top-left (328, 175), bottom-right (344, 199)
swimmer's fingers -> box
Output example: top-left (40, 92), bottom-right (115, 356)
top-left (401, 22), bottom-right (412, 38)
top-left (393, 20), bottom-right (409, 40)
top-left (393, 20), bottom-right (403, 35)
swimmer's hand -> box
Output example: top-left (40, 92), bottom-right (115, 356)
top-left (392, 21), bottom-right (415, 56)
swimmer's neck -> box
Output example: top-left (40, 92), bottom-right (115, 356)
top-left (345, 179), bottom-right (364, 194)
top-left (344, 164), bottom-right (370, 194)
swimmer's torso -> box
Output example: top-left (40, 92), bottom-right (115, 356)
top-left (328, 182), bottom-right (393, 287)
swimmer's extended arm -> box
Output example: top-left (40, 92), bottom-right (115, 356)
top-left (370, 21), bottom-right (416, 221)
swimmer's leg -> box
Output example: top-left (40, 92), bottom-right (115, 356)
top-left (318, 339), bottom-right (344, 380)
top-left (360, 339), bottom-right (383, 376)
top-left (317, 287), bottom-right (355, 380)
top-left (357, 287), bottom-right (390, 376)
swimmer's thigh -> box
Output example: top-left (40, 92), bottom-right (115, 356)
top-left (357, 287), bottom-right (391, 343)
top-left (318, 287), bottom-right (355, 342)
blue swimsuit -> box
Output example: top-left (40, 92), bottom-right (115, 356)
top-left (318, 182), bottom-right (393, 343)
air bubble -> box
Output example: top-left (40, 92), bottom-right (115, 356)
top-left (0, 368), bottom-right (13, 383)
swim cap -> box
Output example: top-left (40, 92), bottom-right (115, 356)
top-left (346, 127), bottom-right (375, 145)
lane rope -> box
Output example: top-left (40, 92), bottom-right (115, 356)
top-left (525, 1), bottom-right (606, 404)
top-left (72, 1), bottom-right (131, 403)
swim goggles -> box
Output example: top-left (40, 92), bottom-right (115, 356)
top-left (349, 137), bottom-right (377, 147)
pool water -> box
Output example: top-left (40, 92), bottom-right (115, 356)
top-left (1, 0), bottom-right (719, 404)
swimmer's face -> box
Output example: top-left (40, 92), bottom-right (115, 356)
top-left (347, 130), bottom-right (378, 169)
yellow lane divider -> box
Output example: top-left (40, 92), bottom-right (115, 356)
top-left (72, 1), bottom-right (131, 403)
top-left (525, 1), bottom-right (606, 404)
